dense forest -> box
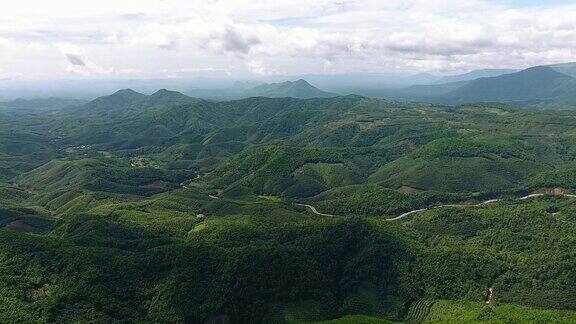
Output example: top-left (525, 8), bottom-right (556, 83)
top-left (1, 91), bottom-right (576, 322)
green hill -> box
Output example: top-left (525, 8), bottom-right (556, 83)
top-left (16, 158), bottom-right (190, 213)
top-left (368, 137), bottom-right (537, 192)
top-left (246, 79), bottom-right (338, 98)
top-left (424, 300), bottom-right (576, 323)
top-left (76, 88), bottom-right (202, 116)
top-left (82, 88), bottom-right (147, 112)
top-left (11, 93), bottom-right (576, 213)
top-left (3, 90), bottom-right (576, 322)
top-left (0, 109), bottom-right (59, 180)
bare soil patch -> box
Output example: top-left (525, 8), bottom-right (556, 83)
top-left (398, 186), bottom-right (423, 194)
top-left (140, 180), bottom-right (169, 189)
top-left (5, 220), bottom-right (38, 233)
top-left (532, 188), bottom-right (569, 195)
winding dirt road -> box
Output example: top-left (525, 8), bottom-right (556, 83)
top-left (297, 192), bottom-right (576, 221)
top-left (294, 203), bottom-right (336, 217)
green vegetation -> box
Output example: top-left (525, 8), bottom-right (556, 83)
top-left (403, 198), bottom-right (576, 310)
top-left (424, 300), bottom-right (576, 323)
top-left (1, 91), bottom-right (576, 322)
top-left (405, 299), bottom-right (436, 323)
top-left (314, 315), bottom-right (392, 323)
top-left (312, 184), bottom-right (467, 216)
top-left (0, 214), bottom-right (421, 322)
top-left (0, 110), bottom-right (59, 180)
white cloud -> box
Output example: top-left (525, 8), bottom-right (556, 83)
top-left (247, 61), bottom-right (268, 75)
top-left (0, 0), bottom-right (576, 79)
top-left (56, 43), bottom-right (112, 76)
top-left (161, 67), bottom-right (233, 78)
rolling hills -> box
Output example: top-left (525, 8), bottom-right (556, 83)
top-left (21, 91), bottom-right (576, 209)
top-left (2, 90), bottom-right (576, 322)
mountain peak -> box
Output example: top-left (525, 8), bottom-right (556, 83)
top-left (246, 79), bottom-right (337, 99)
top-left (150, 89), bottom-right (185, 97)
top-left (293, 79), bottom-right (311, 85)
top-left (113, 89), bottom-right (144, 96)
top-left (84, 88), bottom-right (147, 112)
top-left (146, 89), bottom-right (193, 106)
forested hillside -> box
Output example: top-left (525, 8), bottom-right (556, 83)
top-left (1, 92), bottom-right (576, 322)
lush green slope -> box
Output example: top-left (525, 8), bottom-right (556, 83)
top-left (15, 158), bottom-right (192, 216)
top-left (11, 92), bottom-right (576, 204)
top-left (204, 102), bottom-right (576, 215)
top-left (314, 315), bottom-right (392, 323)
top-left (3, 192), bottom-right (575, 322)
top-left (310, 184), bottom-right (467, 217)
top-left (368, 136), bottom-right (536, 192)
top-left (0, 214), bottom-right (423, 323)
top-left (0, 110), bottom-right (60, 180)
top-left (2, 91), bottom-right (576, 322)
top-left (424, 300), bottom-right (576, 323)
top-left (32, 94), bottom-right (576, 217)
top-left (402, 198), bottom-right (576, 310)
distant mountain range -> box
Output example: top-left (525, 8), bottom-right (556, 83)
top-left (446, 66), bottom-right (576, 104)
top-left (6, 62), bottom-right (576, 109)
top-left (0, 97), bottom-right (87, 110)
top-left (74, 80), bottom-right (338, 118)
top-left (435, 69), bottom-right (519, 84)
top-left (379, 63), bottom-right (576, 107)
top-left (549, 62), bottom-right (576, 78)
top-left (186, 79), bottom-right (337, 100)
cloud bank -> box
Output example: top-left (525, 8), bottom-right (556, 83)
top-left (0, 0), bottom-right (575, 79)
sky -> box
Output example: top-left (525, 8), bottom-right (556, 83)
top-left (1, 0), bottom-right (576, 80)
